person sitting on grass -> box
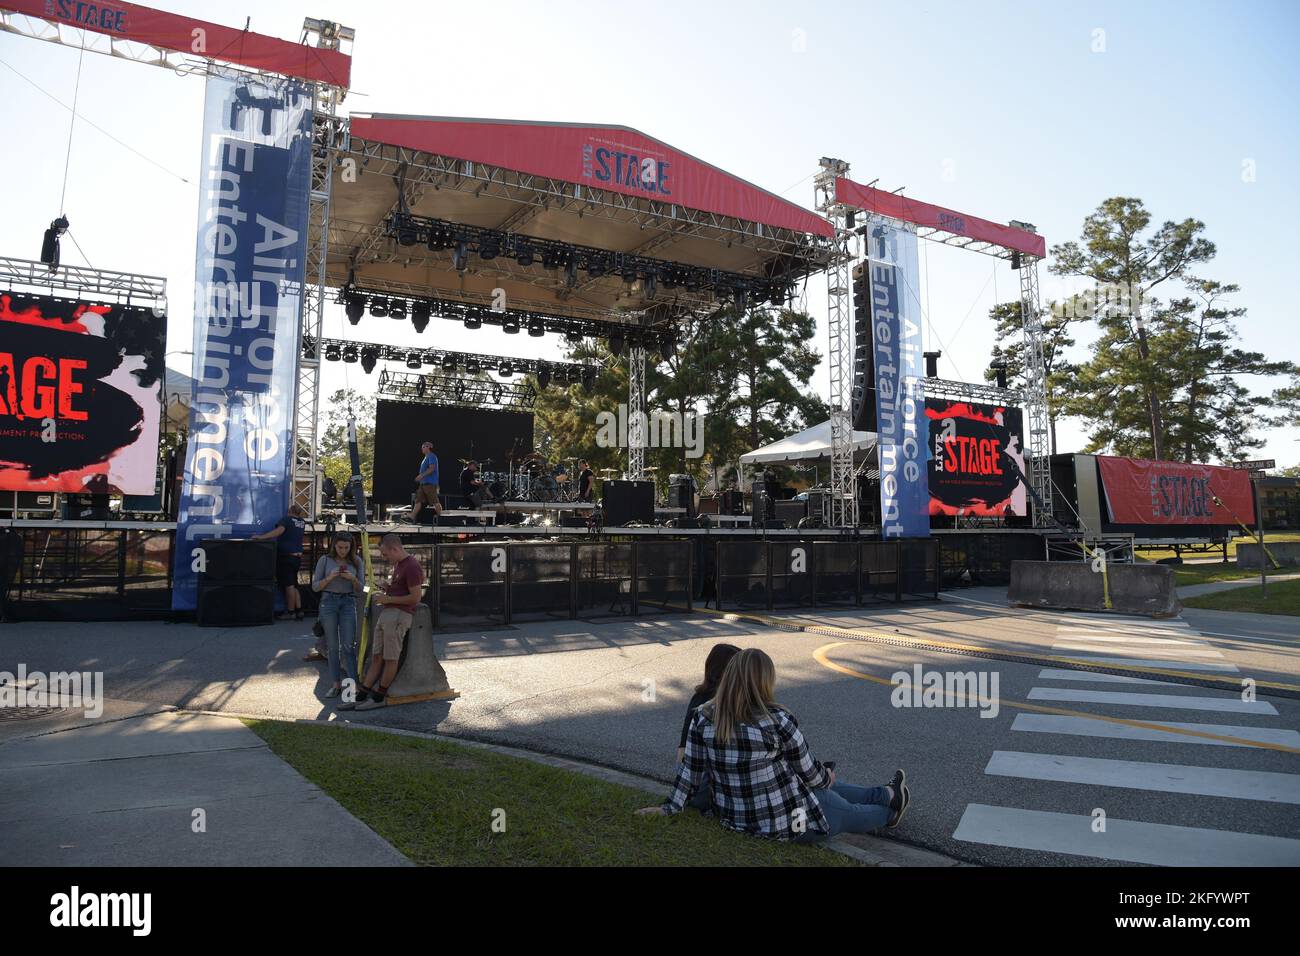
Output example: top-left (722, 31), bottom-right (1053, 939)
top-left (338, 534), bottom-right (423, 712)
top-left (637, 647), bottom-right (909, 841)
top-left (677, 643), bottom-right (742, 812)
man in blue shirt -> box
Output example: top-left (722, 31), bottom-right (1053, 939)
top-left (410, 440), bottom-right (442, 523)
top-left (252, 503), bottom-right (308, 621)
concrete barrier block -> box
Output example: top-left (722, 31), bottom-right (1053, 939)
top-left (1237, 541), bottom-right (1300, 570)
top-left (1009, 560), bottom-right (1181, 618)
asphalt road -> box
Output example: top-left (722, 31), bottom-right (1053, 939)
top-left (2, 592), bottom-right (1297, 866)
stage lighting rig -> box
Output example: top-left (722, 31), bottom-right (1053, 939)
top-left (528, 317), bottom-right (546, 337)
top-left (342, 345), bottom-right (359, 364)
top-left (464, 311), bottom-right (482, 330)
top-left (407, 351), bottom-right (422, 369)
top-left (369, 296), bottom-right (389, 318)
top-left (361, 347), bottom-right (378, 374)
top-left (537, 367), bottom-right (551, 390)
top-left (411, 300), bottom-right (431, 332)
top-left (608, 330), bottom-right (625, 357)
top-left (323, 342), bottom-right (342, 362)
top-left (388, 297), bottom-right (407, 320)
top-left (498, 362), bottom-right (513, 378)
top-left (452, 241), bottom-right (469, 271)
top-left (581, 368), bottom-right (596, 394)
top-left (513, 240), bottom-right (535, 267)
top-left (442, 354), bottom-right (456, 372)
top-left (502, 315), bottom-right (521, 334)
top-left (344, 291), bottom-right (366, 325)
top-left (478, 234), bottom-right (500, 260)
top-left (40, 215), bottom-right (70, 270)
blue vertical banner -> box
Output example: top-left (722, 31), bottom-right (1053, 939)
top-left (866, 220), bottom-right (929, 538)
top-left (172, 70), bottom-right (313, 610)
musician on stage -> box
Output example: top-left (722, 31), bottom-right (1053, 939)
top-left (459, 460), bottom-right (491, 509)
top-left (577, 459), bottom-right (596, 503)
top-left (410, 441), bottom-right (442, 522)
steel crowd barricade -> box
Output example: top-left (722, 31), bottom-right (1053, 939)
top-left (432, 541), bottom-right (508, 627)
top-left (635, 540), bottom-right (693, 614)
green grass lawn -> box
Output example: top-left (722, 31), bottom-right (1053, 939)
top-left (1183, 578), bottom-right (1300, 617)
top-left (1163, 564), bottom-right (1289, 586)
top-left (245, 721), bottom-right (859, 867)
top-left (1136, 531), bottom-right (1300, 564)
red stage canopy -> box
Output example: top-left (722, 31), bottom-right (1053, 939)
top-left (834, 177), bottom-right (1045, 259)
top-left (1, 0), bottom-right (351, 87)
top-left (350, 115), bottom-right (832, 239)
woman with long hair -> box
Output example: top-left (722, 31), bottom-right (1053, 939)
top-left (677, 643), bottom-right (741, 812)
top-left (639, 648), bottom-right (909, 841)
top-left (311, 532), bottom-right (365, 698)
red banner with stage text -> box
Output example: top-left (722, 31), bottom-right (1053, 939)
top-left (1096, 456), bottom-right (1254, 526)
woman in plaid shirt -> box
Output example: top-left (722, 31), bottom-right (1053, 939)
top-left (639, 648), bottom-right (910, 842)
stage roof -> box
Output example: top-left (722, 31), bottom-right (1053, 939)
top-left (327, 115), bottom-right (836, 324)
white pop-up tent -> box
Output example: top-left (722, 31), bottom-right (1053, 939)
top-left (739, 420), bottom-right (876, 465)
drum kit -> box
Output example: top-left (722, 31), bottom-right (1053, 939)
top-left (468, 452), bottom-right (587, 504)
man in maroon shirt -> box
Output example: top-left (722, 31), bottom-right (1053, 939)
top-left (345, 533), bottom-right (424, 711)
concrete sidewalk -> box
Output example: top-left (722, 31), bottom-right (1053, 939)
top-left (1177, 571), bottom-right (1300, 599)
top-left (0, 707), bottom-right (411, 867)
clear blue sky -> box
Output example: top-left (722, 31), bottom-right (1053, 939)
top-left (1, 0), bottom-right (1296, 464)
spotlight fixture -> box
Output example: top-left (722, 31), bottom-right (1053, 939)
top-left (442, 354), bottom-right (456, 372)
top-left (341, 345), bottom-right (359, 364)
top-left (581, 368), bottom-right (596, 394)
top-left (369, 296), bottom-right (389, 318)
top-left (684, 272), bottom-right (703, 293)
top-left (621, 262), bottom-right (639, 284)
top-left (323, 343), bottom-right (342, 362)
top-left (411, 300), bottom-right (431, 333)
top-left (387, 298), bottom-right (407, 320)
top-left (565, 326), bottom-right (584, 344)
top-left (734, 288), bottom-right (748, 310)
top-left (464, 311), bottom-right (482, 330)
top-left (661, 268), bottom-right (680, 291)
top-left (644, 272), bottom-right (658, 299)
top-left (478, 234), bottom-right (500, 260)
top-left (396, 217), bottom-right (420, 246)
top-left (452, 241), bottom-right (469, 271)
top-left (528, 317), bottom-right (546, 337)
top-left (541, 248), bottom-right (562, 270)
top-left (658, 330), bottom-right (677, 358)
top-left (538, 367), bottom-right (551, 390)
top-left (344, 291), bottom-right (366, 325)
top-left (502, 315), bottom-right (521, 334)
top-left (514, 241), bottom-right (535, 267)
top-left (608, 330), bottom-right (625, 358)
top-left (407, 351), bottom-right (423, 369)
top-left (585, 254), bottom-right (607, 278)
top-left (1010, 251), bottom-right (1022, 270)
top-left (465, 359), bottom-right (481, 375)
top-left (565, 260), bottom-right (578, 287)
top-left (40, 215), bottom-right (70, 268)
top-left (360, 347), bottom-right (378, 374)
top-left (498, 362), bottom-right (513, 378)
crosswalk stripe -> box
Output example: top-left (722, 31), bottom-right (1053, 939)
top-left (1059, 617), bottom-right (1192, 630)
top-left (1035, 668), bottom-right (1185, 686)
top-left (1027, 687), bottom-right (1277, 715)
top-left (1053, 632), bottom-right (1204, 645)
top-left (984, 751), bottom-right (1300, 803)
top-left (1010, 713), bottom-right (1300, 749)
top-left (1050, 654), bottom-right (1238, 673)
top-left (952, 804), bottom-right (1300, 866)
top-left (1051, 642), bottom-right (1224, 658)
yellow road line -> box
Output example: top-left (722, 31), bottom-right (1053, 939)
top-left (812, 642), bottom-right (1300, 756)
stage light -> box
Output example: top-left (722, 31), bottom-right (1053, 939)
top-left (342, 345), bottom-right (359, 364)
top-left (538, 367), bottom-right (551, 390)
top-left (361, 348), bottom-right (378, 374)
top-left (644, 272), bottom-right (658, 300)
top-left (396, 217), bottom-right (420, 246)
top-left (684, 271), bottom-right (703, 293)
top-left (608, 330), bottom-right (624, 357)
top-left (734, 288), bottom-right (748, 310)
top-left (324, 343), bottom-right (342, 362)
top-left (344, 292), bottom-right (366, 325)
top-left (407, 351), bottom-right (423, 370)
top-left (452, 241), bottom-right (469, 271)
top-left (514, 241), bottom-right (535, 267)
top-left (503, 315), bottom-right (521, 334)
top-left (40, 215), bottom-right (69, 267)
top-left (466, 358), bottom-right (481, 375)
top-left (388, 298), bottom-right (407, 320)
top-left (769, 284), bottom-right (787, 307)
top-left (369, 296), bottom-right (389, 318)
top-left (1010, 251), bottom-right (1022, 270)
top-left (411, 300), bottom-right (431, 333)
top-left (478, 234), bottom-right (500, 260)
top-left (442, 354), bottom-right (456, 372)
top-left (586, 254), bottom-right (607, 278)
top-left (464, 310), bottom-right (482, 330)
top-left (528, 317), bottom-right (546, 337)
top-left (498, 362), bottom-right (513, 378)
top-left (621, 262), bottom-right (639, 284)
top-left (541, 248), bottom-right (562, 270)
top-left (581, 368), bottom-right (596, 394)
top-left (565, 326), bottom-right (584, 344)
top-left (661, 268), bottom-right (679, 291)
top-left (658, 330), bottom-right (677, 358)
top-left (565, 260), bottom-right (578, 287)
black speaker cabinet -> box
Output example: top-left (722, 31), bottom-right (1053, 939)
top-left (602, 480), bottom-right (655, 526)
top-left (197, 582), bottom-right (275, 627)
top-left (720, 490), bottom-right (746, 516)
top-left (62, 494), bottom-right (109, 520)
top-left (667, 481), bottom-right (696, 518)
top-left (751, 481), bottom-right (780, 523)
top-left (775, 499), bottom-right (807, 525)
top-left (199, 539), bottom-right (276, 583)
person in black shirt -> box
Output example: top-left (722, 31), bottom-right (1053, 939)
top-left (577, 460), bottom-right (596, 503)
top-left (459, 461), bottom-right (487, 509)
top-left (677, 643), bottom-right (742, 811)
top-left (252, 503), bottom-right (308, 621)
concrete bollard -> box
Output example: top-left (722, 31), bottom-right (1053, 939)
top-left (1008, 560), bottom-right (1182, 618)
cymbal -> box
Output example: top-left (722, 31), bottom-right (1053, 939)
top-left (642, 467), bottom-right (660, 472)
top-left (599, 468), bottom-right (618, 474)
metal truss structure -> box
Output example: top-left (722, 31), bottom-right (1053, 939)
top-left (814, 158), bottom-right (858, 527)
top-left (0, 256), bottom-right (166, 305)
top-left (291, 21), bottom-right (352, 516)
top-left (1017, 258), bottom-right (1054, 525)
top-left (377, 369), bottom-right (537, 410)
top-left (627, 345), bottom-right (646, 478)
top-left (922, 377), bottom-right (1022, 406)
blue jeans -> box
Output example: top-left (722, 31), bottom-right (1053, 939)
top-left (796, 781), bottom-right (892, 842)
top-left (319, 591), bottom-right (359, 687)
